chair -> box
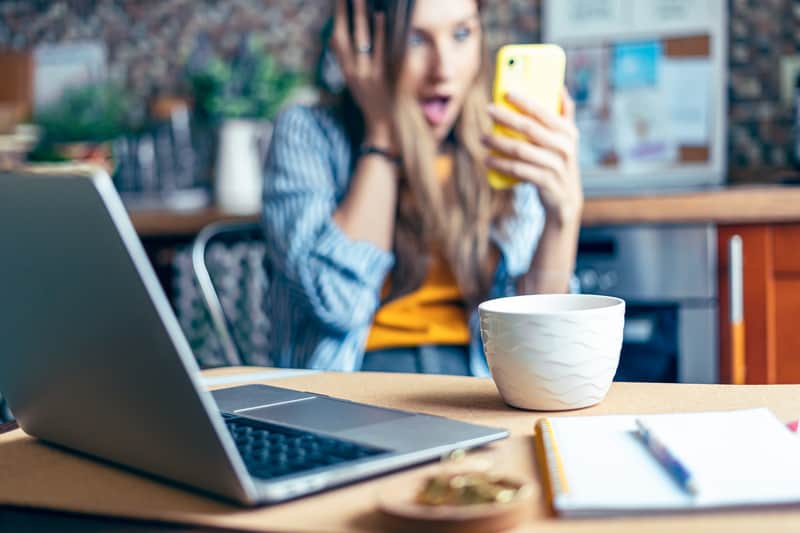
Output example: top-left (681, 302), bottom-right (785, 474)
top-left (191, 221), bottom-right (272, 367)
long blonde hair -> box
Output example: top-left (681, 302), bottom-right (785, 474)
top-left (339, 0), bottom-right (515, 307)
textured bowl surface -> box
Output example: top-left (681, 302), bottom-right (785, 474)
top-left (479, 294), bottom-right (625, 411)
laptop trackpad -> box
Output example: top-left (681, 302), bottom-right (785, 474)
top-left (212, 384), bottom-right (314, 413)
top-left (241, 397), bottom-right (413, 433)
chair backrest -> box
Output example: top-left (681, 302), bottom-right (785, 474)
top-left (191, 222), bottom-right (271, 367)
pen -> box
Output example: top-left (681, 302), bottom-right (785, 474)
top-left (635, 418), bottom-right (700, 496)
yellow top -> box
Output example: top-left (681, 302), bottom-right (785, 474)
top-left (365, 156), bottom-right (470, 351)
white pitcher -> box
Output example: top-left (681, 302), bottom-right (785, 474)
top-left (215, 119), bottom-right (271, 214)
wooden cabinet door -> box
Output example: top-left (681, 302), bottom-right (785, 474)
top-left (719, 223), bottom-right (800, 384)
top-left (773, 225), bottom-right (800, 383)
top-left (775, 279), bottom-right (800, 383)
top-left (774, 226), bottom-right (800, 274)
top-left (718, 225), bottom-right (775, 384)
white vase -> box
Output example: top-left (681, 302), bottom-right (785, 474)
top-left (215, 119), bottom-right (271, 214)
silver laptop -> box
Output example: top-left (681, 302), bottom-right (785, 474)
top-left (0, 169), bottom-right (507, 505)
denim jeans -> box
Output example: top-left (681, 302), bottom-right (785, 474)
top-left (360, 345), bottom-right (470, 376)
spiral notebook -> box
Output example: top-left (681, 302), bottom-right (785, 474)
top-left (534, 408), bottom-right (800, 517)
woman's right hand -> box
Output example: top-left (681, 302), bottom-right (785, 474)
top-left (331, 0), bottom-right (394, 149)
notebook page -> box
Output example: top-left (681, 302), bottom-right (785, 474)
top-left (550, 415), bottom-right (696, 513)
top-left (547, 408), bottom-right (800, 516)
top-left (636, 408), bottom-right (800, 506)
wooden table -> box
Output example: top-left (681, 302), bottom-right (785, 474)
top-left (3, 367), bottom-right (800, 532)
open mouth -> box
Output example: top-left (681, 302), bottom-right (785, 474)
top-left (420, 95), bottom-right (451, 126)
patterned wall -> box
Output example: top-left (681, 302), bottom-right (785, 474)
top-left (0, 1), bottom-right (538, 102)
top-left (728, 0), bottom-right (800, 179)
top-left (1, 0), bottom-right (799, 180)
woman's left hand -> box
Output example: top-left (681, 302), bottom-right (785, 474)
top-left (482, 88), bottom-right (583, 227)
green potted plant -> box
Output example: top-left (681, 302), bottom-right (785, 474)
top-left (186, 36), bottom-right (307, 213)
top-left (187, 35), bottom-right (305, 124)
top-left (28, 82), bottom-right (134, 170)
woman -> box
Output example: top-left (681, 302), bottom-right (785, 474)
top-left (261, 0), bottom-right (582, 375)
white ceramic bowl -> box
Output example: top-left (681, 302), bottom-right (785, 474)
top-left (479, 294), bottom-right (625, 411)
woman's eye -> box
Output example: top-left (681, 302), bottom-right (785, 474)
top-left (408, 32), bottom-right (425, 47)
top-left (453, 26), bottom-right (472, 42)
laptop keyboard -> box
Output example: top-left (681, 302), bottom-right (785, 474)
top-left (224, 416), bottom-right (387, 480)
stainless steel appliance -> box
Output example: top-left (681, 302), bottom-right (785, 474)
top-left (577, 225), bottom-right (718, 383)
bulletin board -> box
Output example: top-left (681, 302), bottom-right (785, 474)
top-left (543, 0), bottom-right (727, 193)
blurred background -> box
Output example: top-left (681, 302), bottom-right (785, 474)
top-left (1, 1), bottom-right (800, 420)
top-left (1, 1), bottom-right (798, 183)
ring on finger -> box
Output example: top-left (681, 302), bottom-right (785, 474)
top-left (355, 42), bottom-right (372, 54)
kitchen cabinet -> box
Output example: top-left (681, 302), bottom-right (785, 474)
top-left (582, 185), bottom-right (800, 384)
top-left (718, 223), bottom-right (800, 384)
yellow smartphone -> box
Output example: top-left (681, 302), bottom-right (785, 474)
top-left (488, 44), bottom-right (566, 189)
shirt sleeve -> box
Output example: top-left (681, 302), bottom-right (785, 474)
top-left (261, 106), bottom-right (394, 334)
top-left (489, 183), bottom-right (546, 297)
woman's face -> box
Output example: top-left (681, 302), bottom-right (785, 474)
top-left (399, 0), bottom-right (482, 142)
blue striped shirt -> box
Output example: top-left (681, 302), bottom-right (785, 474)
top-left (261, 105), bottom-right (545, 376)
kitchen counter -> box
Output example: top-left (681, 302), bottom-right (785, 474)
top-left (131, 207), bottom-right (258, 237)
top-left (581, 185), bottom-right (800, 226)
top-left (129, 184), bottom-right (800, 238)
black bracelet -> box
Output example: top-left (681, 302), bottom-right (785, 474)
top-left (358, 144), bottom-right (400, 165)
